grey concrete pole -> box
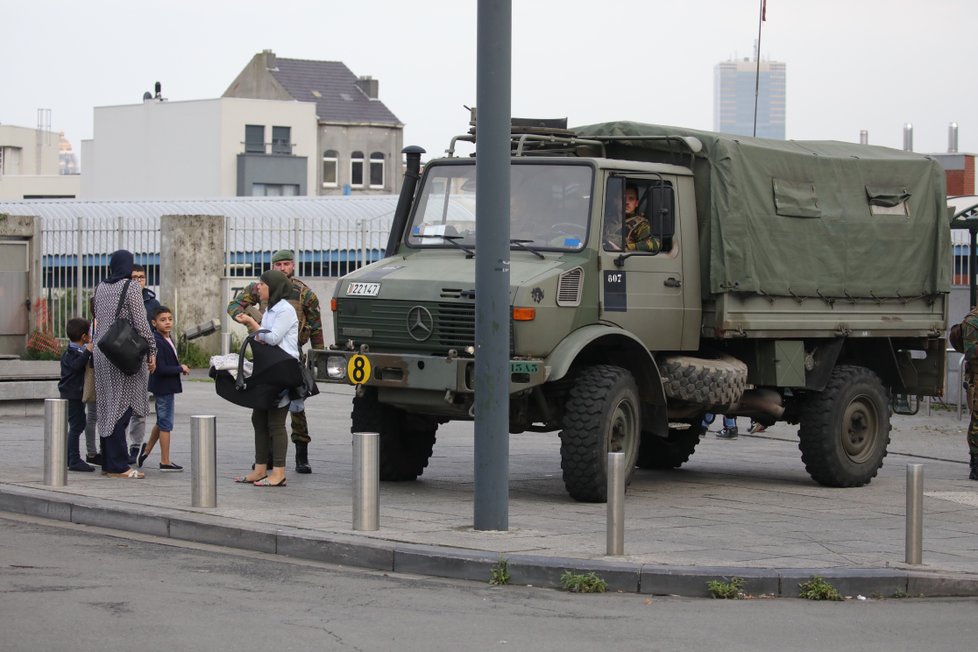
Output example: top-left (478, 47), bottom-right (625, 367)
top-left (607, 452), bottom-right (625, 555)
top-left (191, 415), bottom-right (217, 508)
top-left (44, 398), bottom-right (67, 487)
top-left (473, 0), bottom-right (512, 532)
top-left (905, 464), bottom-right (923, 565)
top-left (353, 432), bottom-right (379, 531)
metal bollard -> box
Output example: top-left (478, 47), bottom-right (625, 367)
top-left (44, 398), bottom-right (68, 487)
top-left (191, 415), bottom-right (217, 508)
top-left (606, 451), bottom-right (625, 555)
top-left (905, 464), bottom-right (923, 565)
top-left (353, 432), bottom-right (379, 530)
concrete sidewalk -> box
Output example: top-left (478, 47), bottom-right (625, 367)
top-left (2, 370), bottom-right (977, 598)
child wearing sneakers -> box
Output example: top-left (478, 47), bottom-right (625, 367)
top-left (138, 306), bottom-right (189, 471)
top-left (59, 318), bottom-right (95, 472)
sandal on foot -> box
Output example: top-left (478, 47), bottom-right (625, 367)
top-left (234, 474), bottom-right (267, 484)
top-left (108, 469), bottom-right (145, 479)
top-left (254, 477), bottom-right (286, 487)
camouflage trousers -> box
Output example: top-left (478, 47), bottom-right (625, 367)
top-left (288, 350), bottom-right (311, 445)
top-left (968, 374), bottom-right (978, 455)
top-left (289, 409), bottom-right (310, 445)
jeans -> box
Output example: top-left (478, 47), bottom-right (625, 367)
top-left (102, 408), bottom-right (134, 473)
top-left (155, 394), bottom-right (175, 432)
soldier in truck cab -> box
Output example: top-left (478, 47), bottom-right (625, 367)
top-left (603, 184), bottom-right (661, 253)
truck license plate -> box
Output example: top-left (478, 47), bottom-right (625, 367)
top-left (347, 282), bottom-right (380, 296)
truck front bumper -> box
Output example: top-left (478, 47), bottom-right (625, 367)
top-left (308, 348), bottom-right (547, 394)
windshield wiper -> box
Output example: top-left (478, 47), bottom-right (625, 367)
top-left (510, 239), bottom-right (545, 259)
top-left (415, 233), bottom-right (475, 257)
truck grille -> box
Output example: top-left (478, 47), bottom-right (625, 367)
top-left (336, 299), bottom-right (478, 354)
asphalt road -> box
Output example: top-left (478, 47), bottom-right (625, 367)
top-left (2, 513), bottom-right (977, 652)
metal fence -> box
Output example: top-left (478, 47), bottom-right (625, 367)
top-left (223, 214), bottom-right (390, 279)
top-left (38, 214), bottom-right (391, 341)
top-left (40, 215), bottom-right (160, 343)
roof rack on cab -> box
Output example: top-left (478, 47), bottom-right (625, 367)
top-left (446, 107), bottom-right (606, 158)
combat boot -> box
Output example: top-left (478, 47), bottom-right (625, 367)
top-left (970, 454), bottom-right (978, 481)
top-left (295, 442), bottom-right (311, 474)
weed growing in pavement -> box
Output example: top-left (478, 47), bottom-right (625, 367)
top-left (707, 576), bottom-right (746, 599)
top-left (560, 571), bottom-right (607, 593)
top-left (798, 575), bottom-right (843, 601)
top-left (489, 558), bottom-right (510, 585)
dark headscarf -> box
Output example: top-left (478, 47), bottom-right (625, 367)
top-left (105, 250), bottom-right (134, 284)
top-left (260, 269), bottom-right (292, 309)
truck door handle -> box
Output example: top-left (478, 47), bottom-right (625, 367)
top-left (664, 277), bottom-right (682, 288)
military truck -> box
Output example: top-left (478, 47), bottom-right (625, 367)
top-left (310, 119), bottom-right (950, 502)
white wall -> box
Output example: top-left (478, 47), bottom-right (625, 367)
top-left (0, 174), bottom-right (80, 200)
top-left (84, 97), bottom-right (317, 198)
top-left (0, 125), bottom-right (61, 177)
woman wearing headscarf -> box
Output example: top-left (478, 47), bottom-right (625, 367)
top-left (232, 269), bottom-right (299, 487)
top-left (93, 250), bottom-right (157, 478)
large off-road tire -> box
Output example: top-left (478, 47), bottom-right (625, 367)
top-left (636, 419), bottom-right (704, 469)
top-left (797, 365), bottom-right (890, 487)
top-left (351, 388), bottom-right (437, 481)
top-left (659, 353), bottom-right (748, 408)
top-left (559, 365), bottom-right (641, 502)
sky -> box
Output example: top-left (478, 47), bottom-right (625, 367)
top-left (2, 0), bottom-right (976, 168)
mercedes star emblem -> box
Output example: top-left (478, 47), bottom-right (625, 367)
top-left (406, 305), bottom-right (434, 341)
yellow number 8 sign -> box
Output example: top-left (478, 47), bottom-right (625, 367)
top-left (347, 354), bottom-right (372, 385)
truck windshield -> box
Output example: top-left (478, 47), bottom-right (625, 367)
top-left (406, 162), bottom-right (592, 252)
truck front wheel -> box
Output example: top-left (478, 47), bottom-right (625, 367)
top-left (559, 365), bottom-right (640, 502)
top-left (636, 419), bottom-right (704, 469)
top-left (351, 388), bottom-right (437, 481)
top-left (798, 365), bottom-right (890, 487)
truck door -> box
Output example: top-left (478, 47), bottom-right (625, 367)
top-left (599, 175), bottom-right (685, 351)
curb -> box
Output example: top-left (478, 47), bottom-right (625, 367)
top-left (3, 485), bottom-right (977, 599)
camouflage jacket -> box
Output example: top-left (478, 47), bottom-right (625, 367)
top-left (227, 276), bottom-right (324, 349)
top-left (623, 214), bottom-right (661, 252)
top-left (961, 305), bottom-right (978, 365)
top-left (604, 213), bottom-right (661, 253)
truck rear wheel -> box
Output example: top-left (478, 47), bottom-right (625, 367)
top-left (636, 419), bottom-right (704, 469)
top-left (559, 365), bottom-right (640, 502)
top-left (351, 388), bottom-right (437, 481)
top-left (798, 365), bottom-right (890, 487)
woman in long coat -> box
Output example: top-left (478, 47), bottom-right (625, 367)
top-left (93, 250), bottom-right (157, 478)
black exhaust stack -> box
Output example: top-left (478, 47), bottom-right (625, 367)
top-left (385, 145), bottom-right (426, 257)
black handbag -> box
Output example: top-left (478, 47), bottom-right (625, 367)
top-left (210, 330), bottom-right (305, 409)
top-left (97, 280), bottom-right (149, 376)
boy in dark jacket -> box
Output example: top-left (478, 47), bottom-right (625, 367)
top-left (59, 318), bottom-right (95, 472)
top-left (138, 306), bottom-right (189, 471)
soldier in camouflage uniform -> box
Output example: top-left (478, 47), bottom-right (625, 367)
top-left (228, 249), bottom-right (324, 474)
top-left (959, 306), bottom-right (978, 480)
top-left (603, 184), bottom-right (661, 253)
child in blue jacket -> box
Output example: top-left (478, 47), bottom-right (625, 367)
top-left (138, 306), bottom-right (189, 471)
top-left (59, 318), bottom-right (96, 472)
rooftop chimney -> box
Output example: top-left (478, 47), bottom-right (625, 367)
top-left (903, 123), bottom-right (913, 152)
top-left (859, 130), bottom-right (868, 145)
top-left (263, 49), bottom-right (277, 71)
top-left (356, 75), bottom-right (379, 99)
top-left (949, 122), bottom-right (959, 153)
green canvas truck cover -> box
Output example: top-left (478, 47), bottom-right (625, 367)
top-left (575, 121), bottom-right (951, 300)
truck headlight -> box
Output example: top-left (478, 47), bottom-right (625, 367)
top-left (326, 355), bottom-right (347, 379)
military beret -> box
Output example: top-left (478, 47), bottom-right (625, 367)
top-left (271, 249), bottom-right (294, 263)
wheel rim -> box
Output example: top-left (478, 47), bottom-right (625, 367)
top-left (609, 397), bottom-right (639, 462)
top-left (841, 393), bottom-right (879, 463)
